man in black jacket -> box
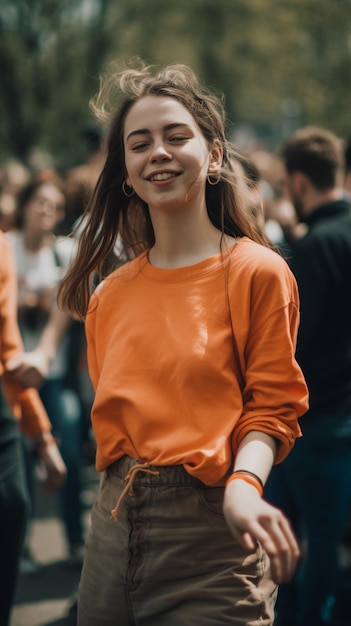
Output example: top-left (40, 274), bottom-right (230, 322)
top-left (266, 126), bottom-right (351, 626)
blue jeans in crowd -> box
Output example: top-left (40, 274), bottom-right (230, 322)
top-left (39, 378), bottom-right (84, 547)
top-left (265, 413), bottom-right (351, 626)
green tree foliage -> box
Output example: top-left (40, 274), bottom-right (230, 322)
top-left (0, 0), bottom-right (350, 165)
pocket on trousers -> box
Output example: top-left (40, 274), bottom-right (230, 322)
top-left (197, 485), bottom-right (225, 519)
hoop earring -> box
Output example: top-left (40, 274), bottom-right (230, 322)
top-left (122, 181), bottom-right (135, 197)
top-left (207, 173), bottom-right (220, 186)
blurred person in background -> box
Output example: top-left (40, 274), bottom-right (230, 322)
top-left (265, 126), bottom-right (351, 626)
top-left (0, 160), bottom-right (31, 232)
top-left (0, 229), bottom-right (66, 626)
top-left (250, 149), bottom-right (307, 253)
top-left (231, 151), bottom-right (266, 230)
top-left (60, 125), bottom-right (107, 236)
top-left (6, 177), bottom-right (86, 570)
top-left (234, 150), bottom-right (303, 252)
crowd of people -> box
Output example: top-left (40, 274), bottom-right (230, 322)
top-left (0, 59), bottom-right (351, 626)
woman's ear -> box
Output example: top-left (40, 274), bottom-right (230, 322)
top-left (208, 139), bottom-right (223, 175)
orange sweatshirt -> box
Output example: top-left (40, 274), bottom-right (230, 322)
top-left (86, 238), bottom-right (309, 485)
top-left (0, 231), bottom-right (51, 437)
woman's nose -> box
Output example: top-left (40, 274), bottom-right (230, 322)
top-left (150, 142), bottom-right (172, 161)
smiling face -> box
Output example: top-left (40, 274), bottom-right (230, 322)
top-left (123, 95), bottom-right (221, 214)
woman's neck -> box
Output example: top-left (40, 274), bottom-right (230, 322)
top-left (148, 210), bottom-right (232, 269)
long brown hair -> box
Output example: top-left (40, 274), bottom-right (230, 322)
top-left (58, 60), bottom-right (273, 319)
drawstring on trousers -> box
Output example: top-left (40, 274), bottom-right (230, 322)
top-left (110, 463), bottom-right (160, 522)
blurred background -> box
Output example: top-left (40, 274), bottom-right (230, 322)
top-left (1, 0), bottom-right (351, 169)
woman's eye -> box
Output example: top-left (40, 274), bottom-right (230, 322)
top-left (132, 142), bottom-right (149, 151)
top-left (170, 136), bottom-right (187, 143)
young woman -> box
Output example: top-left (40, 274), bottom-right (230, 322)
top-left (59, 62), bottom-right (308, 626)
top-left (7, 179), bottom-right (85, 565)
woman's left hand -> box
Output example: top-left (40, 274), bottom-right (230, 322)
top-left (223, 478), bottom-right (300, 584)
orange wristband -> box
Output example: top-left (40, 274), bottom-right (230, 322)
top-left (225, 471), bottom-right (264, 497)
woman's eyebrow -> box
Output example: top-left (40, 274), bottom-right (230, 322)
top-left (126, 123), bottom-right (189, 142)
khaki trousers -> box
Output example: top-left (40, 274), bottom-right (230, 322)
top-left (78, 456), bottom-right (277, 625)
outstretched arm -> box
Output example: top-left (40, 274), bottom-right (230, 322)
top-left (6, 306), bottom-right (71, 388)
top-left (0, 233), bottom-right (67, 489)
top-left (223, 431), bottom-right (299, 584)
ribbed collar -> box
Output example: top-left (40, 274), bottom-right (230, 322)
top-left (139, 241), bottom-right (239, 283)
